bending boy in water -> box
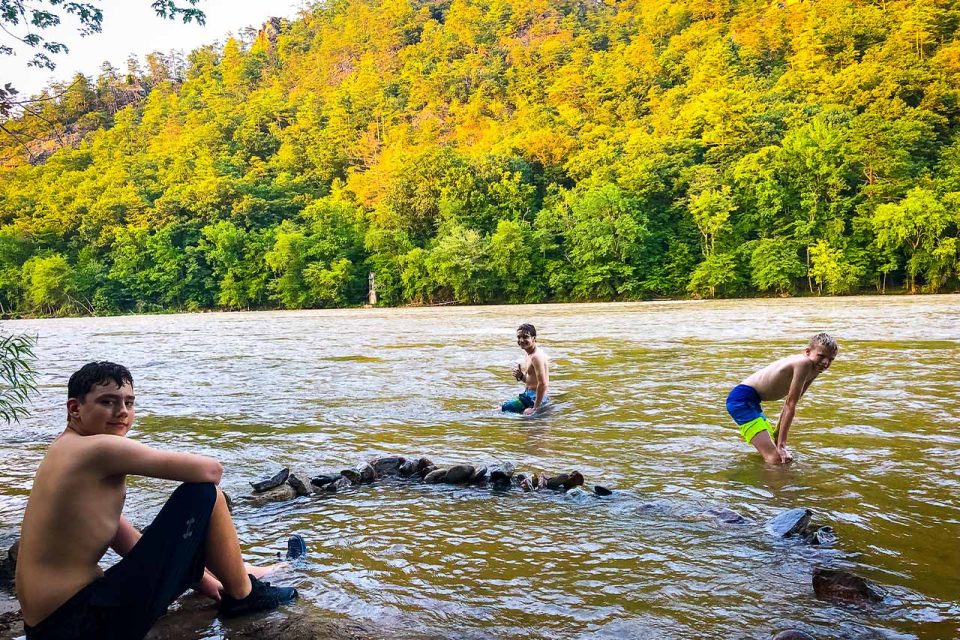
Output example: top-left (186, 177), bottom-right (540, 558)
top-left (16, 362), bottom-right (298, 640)
top-left (726, 333), bottom-right (838, 464)
top-left (501, 323), bottom-right (549, 415)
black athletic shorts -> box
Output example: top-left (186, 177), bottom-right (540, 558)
top-left (24, 482), bottom-right (217, 640)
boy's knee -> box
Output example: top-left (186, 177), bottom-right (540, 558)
top-left (172, 482), bottom-right (218, 505)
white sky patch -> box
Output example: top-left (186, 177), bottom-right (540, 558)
top-left (3, 0), bottom-right (307, 98)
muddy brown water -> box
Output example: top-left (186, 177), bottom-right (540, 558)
top-left (1, 297), bottom-right (959, 639)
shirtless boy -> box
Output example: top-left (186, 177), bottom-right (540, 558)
top-left (501, 323), bottom-right (549, 415)
top-left (16, 362), bottom-right (297, 640)
top-left (725, 333), bottom-right (838, 464)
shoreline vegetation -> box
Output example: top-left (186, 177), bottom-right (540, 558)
top-left (2, 0), bottom-right (960, 319)
top-left (0, 288), bottom-right (958, 321)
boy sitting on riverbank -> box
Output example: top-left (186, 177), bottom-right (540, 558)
top-left (16, 362), bottom-right (298, 640)
top-left (501, 323), bottom-right (550, 415)
top-left (726, 333), bottom-right (838, 464)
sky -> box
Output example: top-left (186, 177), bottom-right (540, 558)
top-left (3, 0), bottom-right (308, 97)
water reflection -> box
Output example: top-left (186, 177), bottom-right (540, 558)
top-left (1, 296), bottom-right (959, 639)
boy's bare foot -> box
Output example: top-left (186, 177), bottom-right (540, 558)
top-left (246, 562), bottom-right (287, 579)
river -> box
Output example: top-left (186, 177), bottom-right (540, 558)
top-left (1, 296), bottom-right (958, 639)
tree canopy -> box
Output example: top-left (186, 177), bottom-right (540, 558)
top-left (1, 0), bottom-right (959, 316)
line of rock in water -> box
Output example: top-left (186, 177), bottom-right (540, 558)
top-left (243, 455), bottom-right (614, 507)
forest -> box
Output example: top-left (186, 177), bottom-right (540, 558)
top-left (1, 0), bottom-right (959, 316)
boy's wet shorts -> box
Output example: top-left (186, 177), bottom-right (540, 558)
top-left (24, 482), bottom-right (217, 640)
top-left (501, 389), bottom-right (548, 414)
top-left (726, 384), bottom-right (775, 444)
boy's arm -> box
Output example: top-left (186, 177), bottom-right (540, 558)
top-left (90, 436), bottom-right (224, 484)
top-left (775, 362), bottom-right (809, 448)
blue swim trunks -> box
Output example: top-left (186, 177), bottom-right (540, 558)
top-left (501, 389), bottom-right (548, 414)
top-left (726, 384), bottom-right (775, 444)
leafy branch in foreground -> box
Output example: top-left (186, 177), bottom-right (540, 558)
top-left (0, 328), bottom-right (38, 423)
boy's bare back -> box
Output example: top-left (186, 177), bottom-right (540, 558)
top-left (17, 431), bottom-right (130, 624)
top-left (742, 354), bottom-right (820, 402)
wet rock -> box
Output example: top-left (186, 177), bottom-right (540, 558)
top-left (398, 459), bottom-right (418, 478)
top-left (370, 456), bottom-right (405, 477)
top-left (250, 468), bottom-right (290, 493)
top-left (545, 474), bottom-right (571, 490)
top-left (424, 469), bottom-right (448, 484)
top-left (535, 473), bottom-right (548, 490)
top-left (246, 484), bottom-right (297, 506)
top-left (222, 491), bottom-right (234, 514)
top-left (488, 462), bottom-right (516, 486)
top-left (565, 486), bottom-right (593, 503)
top-left (706, 508), bottom-right (747, 525)
top-left (812, 567), bottom-right (885, 605)
top-left (469, 466), bottom-right (488, 484)
top-left (287, 473), bottom-right (311, 497)
top-left (309, 474), bottom-right (340, 488)
top-left (766, 508), bottom-right (812, 537)
top-left (414, 457), bottom-right (434, 475)
top-left (418, 464), bottom-right (437, 479)
top-left (772, 631), bottom-right (816, 640)
top-left (593, 485), bottom-right (613, 497)
top-left (444, 465), bottom-right (475, 484)
top-left (0, 540), bottom-right (18, 589)
top-left (804, 525), bottom-right (837, 546)
top-left (319, 476), bottom-right (352, 494)
top-left (340, 469), bottom-right (362, 485)
top-left (564, 471), bottom-right (584, 491)
top-left (355, 462), bottom-right (377, 484)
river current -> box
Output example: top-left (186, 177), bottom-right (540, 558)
top-left (1, 296), bottom-right (958, 639)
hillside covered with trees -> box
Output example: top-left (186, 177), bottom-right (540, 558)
top-left (1, 0), bottom-right (959, 316)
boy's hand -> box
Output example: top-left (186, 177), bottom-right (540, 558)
top-left (778, 445), bottom-right (794, 463)
top-left (512, 364), bottom-right (524, 381)
top-left (194, 570), bottom-right (223, 602)
top-left (523, 407), bottom-right (537, 416)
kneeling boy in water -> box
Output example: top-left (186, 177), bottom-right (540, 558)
top-left (16, 362), bottom-right (298, 640)
top-left (501, 323), bottom-right (549, 415)
top-left (726, 333), bottom-right (838, 464)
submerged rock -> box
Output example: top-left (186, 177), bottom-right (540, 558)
top-left (444, 465), bottom-right (475, 484)
top-left (250, 468), bottom-right (290, 493)
top-left (766, 508), bottom-right (812, 537)
top-left (804, 525), bottom-right (837, 546)
top-left (705, 508), bottom-right (747, 525)
top-left (772, 631), bottom-right (816, 640)
top-left (319, 476), bottom-right (352, 494)
top-left (812, 567), bottom-right (885, 605)
top-left (565, 486), bottom-right (592, 503)
top-left (593, 485), bottom-right (613, 497)
top-left (355, 462), bottom-right (377, 484)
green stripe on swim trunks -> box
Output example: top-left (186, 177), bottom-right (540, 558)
top-left (739, 416), bottom-right (775, 444)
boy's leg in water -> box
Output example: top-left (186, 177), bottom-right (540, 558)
top-left (750, 430), bottom-right (784, 465)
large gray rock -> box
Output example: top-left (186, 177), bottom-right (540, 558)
top-left (318, 476), bottom-right (352, 494)
top-left (246, 484), bottom-right (297, 506)
top-left (355, 462), bottom-right (376, 484)
top-left (423, 469), bottom-right (448, 484)
top-left (444, 465), bottom-right (475, 484)
top-left (340, 469), bottom-right (362, 485)
top-left (469, 466), bottom-right (487, 483)
top-left (414, 457), bottom-right (434, 475)
top-left (398, 459), bottom-right (418, 478)
top-left (766, 508), bottom-right (812, 537)
top-left (488, 462), bottom-right (515, 486)
top-left (812, 567), bottom-right (885, 605)
top-left (705, 508), bottom-right (747, 525)
top-left (309, 474), bottom-right (340, 488)
top-left (371, 456), bottom-right (405, 477)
